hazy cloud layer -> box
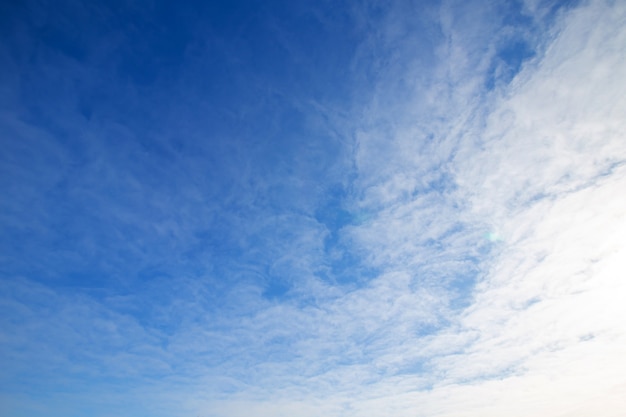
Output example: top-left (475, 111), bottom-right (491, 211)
top-left (1, 1), bottom-right (625, 416)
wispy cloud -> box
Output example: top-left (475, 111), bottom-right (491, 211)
top-left (1, 0), bottom-right (625, 416)
top-left (198, 0), bottom-right (626, 414)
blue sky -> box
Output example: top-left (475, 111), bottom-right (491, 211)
top-left (1, 0), bottom-right (626, 416)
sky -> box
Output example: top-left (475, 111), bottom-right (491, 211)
top-left (1, 0), bottom-right (625, 416)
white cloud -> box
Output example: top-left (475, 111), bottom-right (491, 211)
top-left (2, 1), bottom-right (625, 416)
top-left (191, 0), bottom-right (626, 415)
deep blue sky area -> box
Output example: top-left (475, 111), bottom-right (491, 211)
top-left (1, 0), bottom-right (364, 292)
top-left (2, 1), bottom-right (621, 417)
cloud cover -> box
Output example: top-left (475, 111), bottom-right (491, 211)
top-left (1, 0), bottom-right (625, 416)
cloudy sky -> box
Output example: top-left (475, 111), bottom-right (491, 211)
top-left (1, 0), bottom-right (625, 416)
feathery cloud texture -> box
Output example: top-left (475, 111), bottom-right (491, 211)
top-left (1, 0), bottom-right (625, 416)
